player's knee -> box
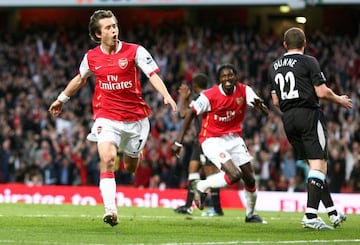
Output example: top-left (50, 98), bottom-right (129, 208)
top-left (124, 162), bottom-right (138, 173)
top-left (221, 161), bottom-right (242, 183)
top-left (100, 155), bottom-right (116, 170)
top-left (244, 177), bottom-right (256, 189)
top-left (227, 170), bottom-right (242, 183)
top-left (124, 157), bottom-right (139, 173)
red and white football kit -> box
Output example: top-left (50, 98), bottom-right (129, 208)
top-left (79, 41), bottom-right (158, 121)
top-left (191, 83), bottom-right (260, 169)
top-left (79, 41), bottom-right (159, 156)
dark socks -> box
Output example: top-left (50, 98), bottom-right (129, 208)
top-left (322, 181), bottom-right (338, 217)
top-left (185, 181), bottom-right (195, 207)
top-left (306, 177), bottom-right (323, 219)
top-left (210, 188), bottom-right (222, 212)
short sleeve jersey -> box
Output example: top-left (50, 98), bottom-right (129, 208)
top-left (79, 41), bottom-right (160, 122)
top-left (192, 83), bottom-right (249, 144)
top-left (268, 52), bottom-right (326, 112)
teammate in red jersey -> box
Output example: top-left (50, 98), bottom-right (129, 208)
top-left (172, 64), bottom-right (268, 223)
top-left (49, 10), bottom-right (177, 227)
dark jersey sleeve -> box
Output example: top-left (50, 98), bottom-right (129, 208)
top-left (307, 55), bottom-right (327, 87)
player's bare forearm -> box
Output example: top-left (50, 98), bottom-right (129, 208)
top-left (62, 74), bottom-right (87, 97)
top-left (315, 84), bottom-right (352, 109)
top-left (175, 110), bottom-right (195, 144)
top-left (172, 109), bottom-right (195, 157)
top-left (149, 74), bottom-right (177, 111)
top-left (48, 74), bottom-right (86, 117)
top-left (178, 84), bottom-right (191, 118)
top-left (149, 73), bottom-right (169, 96)
top-left (179, 98), bottom-right (190, 118)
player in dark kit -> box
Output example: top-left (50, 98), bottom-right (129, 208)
top-left (268, 27), bottom-right (352, 230)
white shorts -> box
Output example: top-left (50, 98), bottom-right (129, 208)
top-left (92, 117), bottom-right (150, 158)
top-left (201, 134), bottom-right (253, 170)
top-left (86, 121), bottom-right (97, 142)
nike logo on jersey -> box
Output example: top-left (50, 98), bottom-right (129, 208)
top-left (95, 66), bottom-right (102, 70)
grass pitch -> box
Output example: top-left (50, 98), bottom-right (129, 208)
top-left (0, 203), bottom-right (359, 245)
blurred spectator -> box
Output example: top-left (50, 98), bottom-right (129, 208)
top-left (295, 160), bottom-right (309, 192)
top-left (349, 160), bottom-right (360, 192)
top-left (0, 138), bottom-right (15, 183)
top-left (24, 165), bottom-right (43, 186)
top-left (328, 147), bottom-right (346, 193)
top-left (345, 141), bottom-right (360, 183)
top-left (258, 150), bottom-right (271, 191)
top-left (280, 147), bottom-right (297, 192)
top-left (134, 159), bottom-right (153, 188)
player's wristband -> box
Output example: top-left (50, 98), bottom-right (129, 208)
top-left (57, 92), bottom-right (70, 103)
top-left (174, 141), bottom-right (183, 148)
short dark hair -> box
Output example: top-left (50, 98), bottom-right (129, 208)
top-left (216, 63), bottom-right (238, 81)
top-left (192, 73), bottom-right (208, 89)
top-left (284, 27), bottom-right (305, 50)
top-left (88, 10), bottom-right (117, 43)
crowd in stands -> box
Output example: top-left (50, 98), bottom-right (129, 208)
top-left (0, 19), bottom-right (359, 193)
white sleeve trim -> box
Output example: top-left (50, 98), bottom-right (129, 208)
top-left (192, 93), bottom-right (210, 114)
top-left (79, 53), bottom-right (92, 79)
top-left (246, 85), bottom-right (260, 107)
top-left (135, 46), bottom-right (159, 78)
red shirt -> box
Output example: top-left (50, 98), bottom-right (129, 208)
top-left (91, 82), bottom-right (101, 120)
top-left (79, 41), bottom-right (159, 122)
top-left (192, 83), bottom-right (249, 144)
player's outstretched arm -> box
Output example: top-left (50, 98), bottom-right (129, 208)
top-left (315, 84), bottom-right (353, 110)
top-left (48, 74), bottom-right (87, 117)
top-left (149, 73), bottom-right (177, 112)
top-left (171, 109), bottom-right (195, 158)
top-left (178, 83), bottom-right (191, 118)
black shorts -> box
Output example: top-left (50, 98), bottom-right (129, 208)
top-left (282, 107), bottom-right (328, 160)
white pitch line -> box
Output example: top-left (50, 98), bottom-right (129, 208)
top-left (1, 240), bottom-right (360, 245)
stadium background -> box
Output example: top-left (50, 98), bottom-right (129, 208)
top-left (0, 0), bottom-right (359, 212)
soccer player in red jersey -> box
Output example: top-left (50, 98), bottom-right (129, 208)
top-left (49, 10), bottom-right (177, 227)
top-left (172, 64), bottom-right (268, 223)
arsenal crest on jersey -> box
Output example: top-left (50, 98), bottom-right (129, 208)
top-left (118, 58), bottom-right (128, 69)
top-left (219, 152), bottom-right (226, 159)
top-left (236, 97), bottom-right (244, 105)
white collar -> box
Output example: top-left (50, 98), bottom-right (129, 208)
top-left (218, 83), bottom-right (236, 95)
top-left (100, 40), bottom-right (121, 54)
